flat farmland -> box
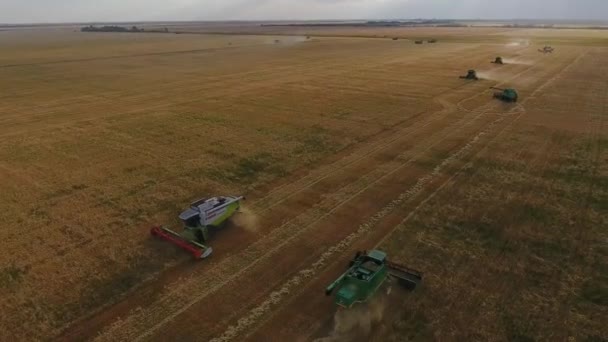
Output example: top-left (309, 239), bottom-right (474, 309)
top-left (0, 27), bottom-right (606, 341)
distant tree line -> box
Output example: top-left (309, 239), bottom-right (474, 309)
top-left (262, 20), bottom-right (465, 28)
top-left (81, 25), bottom-right (171, 33)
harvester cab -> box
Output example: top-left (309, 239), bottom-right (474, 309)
top-left (460, 69), bottom-right (479, 80)
top-left (151, 195), bottom-right (243, 259)
top-left (325, 250), bottom-right (422, 308)
top-left (492, 57), bottom-right (504, 64)
top-left (491, 87), bottom-right (518, 103)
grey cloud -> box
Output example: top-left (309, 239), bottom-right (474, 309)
top-left (0, 0), bottom-right (607, 24)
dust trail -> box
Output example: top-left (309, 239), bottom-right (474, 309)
top-left (475, 70), bottom-right (509, 83)
top-left (208, 123), bottom-right (494, 342)
top-left (314, 287), bottom-right (389, 342)
top-left (267, 36), bottom-right (309, 46)
top-left (233, 206), bottom-right (260, 233)
top-left (502, 58), bottom-right (533, 65)
top-left (506, 39), bottom-right (530, 47)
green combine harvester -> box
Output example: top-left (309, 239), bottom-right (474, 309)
top-left (492, 56), bottom-right (504, 64)
top-left (491, 87), bottom-right (519, 102)
top-left (151, 196), bottom-right (243, 259)
top-left (460, 69), bottom-right (479, 80)
top-left (325, 250), bottom-right (422, 308)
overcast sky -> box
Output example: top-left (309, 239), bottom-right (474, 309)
top-left (1, 0), bottom-right (607, 24)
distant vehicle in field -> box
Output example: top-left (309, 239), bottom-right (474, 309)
top-left (492, 56), bottom-right (504, 64)
top-left (539, 46), bottom-right (554, 53)
top-left (491, 87), bottom-right (519, 102)
top-left (415, 40), bottom-right (424, 44)
top-left (460, 69), bottom-right (479, 80)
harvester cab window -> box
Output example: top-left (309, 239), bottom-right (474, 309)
top-left (184, 215), bottom-right (200, 228)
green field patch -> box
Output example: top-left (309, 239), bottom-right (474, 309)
top-left (579, 277), bottom-right (608, 306)
top-left (0, 264), bottom-right (28, 289)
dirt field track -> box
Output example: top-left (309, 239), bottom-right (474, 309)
top-left (0, 26), bottom-right (606, 341)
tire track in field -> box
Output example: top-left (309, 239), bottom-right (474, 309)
top-left (248, 54), bottom-right (543, 213)
top-left (149, 104), bottom-right (521, 341)
top-left (56, 45), bottom-right (536, 339)
top-left (209, 49), bottom-right (580, 342)
top-left (249, 88), bottom-right (467, 213)
top-left (14, 82), bottom-right (473, 272)
top-left (91, 89), bottom-right (499, 342)
top-left (208, 100), bottom-right (518, 342)
top-left (247, 91), bottom-right (533, 341)
top-left (1, 45), bottom-right (486, 249)
top-left (68, 48), bottom-right (540, 340)
top-left (371, 50), bottom-right (590, 337)
top-left (0, 42), bottom-right (464, 130)
top-left (1, 43), bottom-right (499, 139)
top-left (55, 81), bottom-right (479, 341)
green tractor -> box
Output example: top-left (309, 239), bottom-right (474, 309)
top-left (491, 87), bottom-right (519, 102)
top-left (325, 250), bottom-right (422, 308)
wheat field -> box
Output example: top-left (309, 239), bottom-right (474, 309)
top-left (0, 26), bottom-right (606, 341)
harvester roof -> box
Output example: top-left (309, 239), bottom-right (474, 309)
top-left (179, 208), bottom-right (200, 221)
top-left (180, 196), bottom-right (228, 220)
top-left (367, 250), bottom-right (387, 263)
top-left (345, 251), bottom-right (386, 282)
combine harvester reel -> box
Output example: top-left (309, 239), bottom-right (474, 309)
top-left (325, 250), bottom-right (422, 309)
top-left (460, 69), bottom-right (479, 80)
top-left (151, 195), bottom-right (244, 259)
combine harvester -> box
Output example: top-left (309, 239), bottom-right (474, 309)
top-left (460, 69), bottom-right (479, 80)
top-left (491, 87), bottom-right (519, 102)
top-left (492, 56), bottom-right (504, 64)
top-left (539, 46), bottom-right (554, 53)
top-left (325, 250), bottom-right (422, 308)
top-left (151, 195), bottom-right (244, 259)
